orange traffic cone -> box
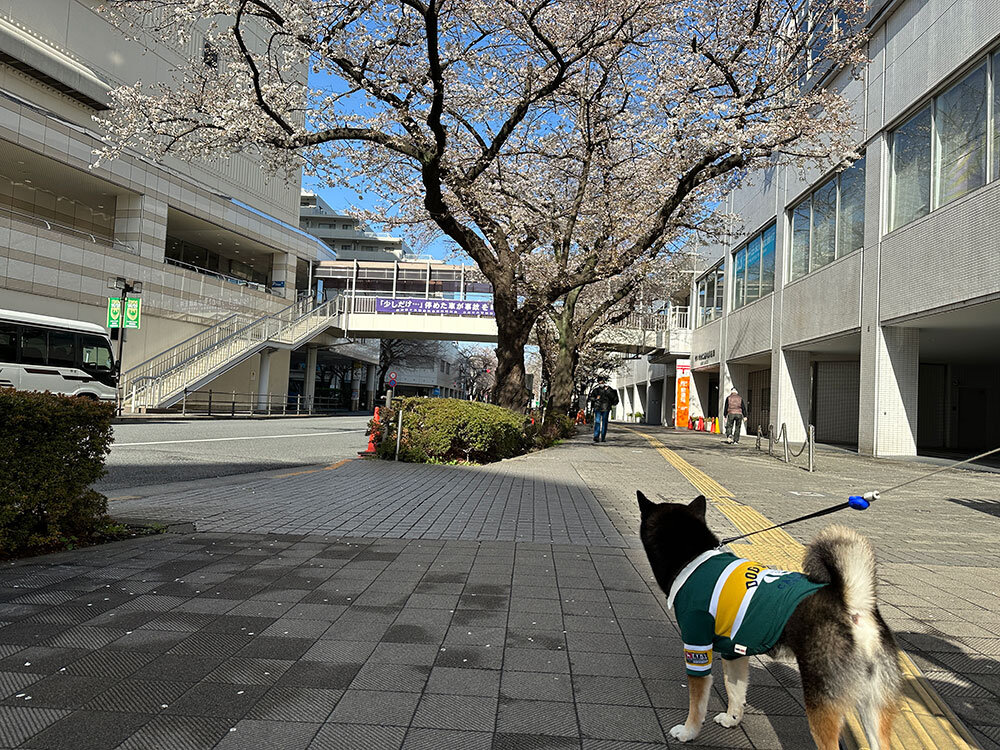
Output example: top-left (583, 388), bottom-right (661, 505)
top-left (359, 407), bottom-right (380, 456)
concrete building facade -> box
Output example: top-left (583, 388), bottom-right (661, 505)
top-left (0, 2), bottom-right (334, 401)
top-left (687, 0), bottom-right (1000, 457)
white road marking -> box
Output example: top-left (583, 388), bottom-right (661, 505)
top-left (113, 429), bottom-right (366, 447)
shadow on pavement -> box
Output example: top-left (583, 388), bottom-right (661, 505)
top-left (943, 497), bottom-right (1000, 518)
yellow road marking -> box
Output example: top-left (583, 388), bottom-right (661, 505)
top-left (273, 458), bottom-right (353, 479)
top-left (627, 428), bottom-right (980, 750)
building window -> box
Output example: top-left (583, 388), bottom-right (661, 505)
top-left (935, 64), bottom-right (987, 208)
top-left (695, 261), bottom-right (724, 327)
top-left (891, 107), bottom-right (931, 229)
top-left (889, 58), bottom-right (993, 232)
top-left (789, 157), bottom-right (866, 280)
top-left (732, 222), bottom-right (776, 310)
top-left (202, 40), bottom-right (219, 69)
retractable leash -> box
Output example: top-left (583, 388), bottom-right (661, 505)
top-left (719, 444), bottom-right (1000, 547)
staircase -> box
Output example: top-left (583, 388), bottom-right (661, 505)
top-left (120, 297), bottom-right (341, 411)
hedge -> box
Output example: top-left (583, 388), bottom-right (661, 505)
top-left (372, 397), bottom-right (530, 463)
top-left (0, 390), bottom-right (115, 556)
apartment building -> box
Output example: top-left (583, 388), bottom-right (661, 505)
top-left (0, 2), bottom-right (333, 401)
top-left (686, 0), bottom-right (1000, 458)
top-left (300, 191), bottom-right (417, 262)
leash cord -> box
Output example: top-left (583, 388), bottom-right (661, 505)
top-left (719, 444), bottom-right (1000, 547)
top-left (876, 445), bottom-right (1000, 496)
top-left (719, 503), bottom-right (849, 545)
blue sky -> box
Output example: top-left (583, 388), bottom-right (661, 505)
top-left (303, 68), bottom-right (459, 262)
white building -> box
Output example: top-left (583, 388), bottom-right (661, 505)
top-left (300, 191), bottom-right (418, 262)
top-left (0, 3), bottom-right (338, 403)
top-left (682, 0), bottom-right (1000, 458)
top-left (390, 341), bottom-right (466, 400)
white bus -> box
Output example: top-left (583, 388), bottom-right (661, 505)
top-left (0, 309), bottom-right (118, 401)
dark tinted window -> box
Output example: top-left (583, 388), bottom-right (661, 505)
top-left (80, 334), bottom-right (114, 372)
top-left (20, 326), bottom-right (47, 365)
top-left (0, 324), bottom-right (16, 362)
top-left (48, 330), bottom-right (76, 367)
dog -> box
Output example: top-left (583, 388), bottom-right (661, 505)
top-left (637, 491), bottom-right (902, 750)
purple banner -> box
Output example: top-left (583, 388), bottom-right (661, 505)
top-left (375, 297), bottom-right (494, 317)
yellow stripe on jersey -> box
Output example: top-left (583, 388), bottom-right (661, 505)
top-left (713, 560), bottom-right (766, 639)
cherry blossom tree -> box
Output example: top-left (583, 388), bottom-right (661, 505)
top-left (98, 0), bottom-right (867, 410)
top-left (536, 257), bottom-right (687, 421)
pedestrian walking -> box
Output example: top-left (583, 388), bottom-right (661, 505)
top-left (724, 388), bottom-right (747, 444)
top-left (588, 379), bottom-right (619, 443)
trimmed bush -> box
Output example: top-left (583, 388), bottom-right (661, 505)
top-left (0, 391), bottom-right (114, 556)
top-left (373, 397), bottom-right (529, 463)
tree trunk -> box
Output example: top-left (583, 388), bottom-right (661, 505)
top-left (546, 337), bottom-right (578, 420)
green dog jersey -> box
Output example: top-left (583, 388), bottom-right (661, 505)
top-left (666, 550), bottom-right (827, 676)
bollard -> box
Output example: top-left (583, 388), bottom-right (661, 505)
top-left (182, 388), bottom-right (187, 416)
top-left (782, 423), bottom-right (790, 463)
top-left (395, 408), bottom-right (403, 461)
top-left (808, 424), bottom-right (815, 473)
top-left (208, 389), bottom-right (213, 416)
top-left (231, 390), bottom-right (236, 417)
top-left (767, 424), bottom-right (774, 456)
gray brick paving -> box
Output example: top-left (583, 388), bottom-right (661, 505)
top-left (0, 428), bottom-right (995, 748)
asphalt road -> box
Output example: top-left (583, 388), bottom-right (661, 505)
top-left (96, 416), bottom-right (370, 493)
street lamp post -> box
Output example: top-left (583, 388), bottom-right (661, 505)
top-left (108, 276), bottom-right (142, 414)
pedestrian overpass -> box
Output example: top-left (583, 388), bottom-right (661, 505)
top-left (120, 259), bottom-right (689, 410)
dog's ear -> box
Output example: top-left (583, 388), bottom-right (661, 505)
top-left (637, 490), bottom-right (656, 518)
top-left (688, 495), bottom-right (707, 522)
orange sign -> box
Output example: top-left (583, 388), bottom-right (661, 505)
top-left (676, 361), bottom-right (691, 428)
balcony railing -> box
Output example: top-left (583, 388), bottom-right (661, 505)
top-left (166, 257), bottom-right (272, 294)
top-left (0, 203), bottom-right (138, 255)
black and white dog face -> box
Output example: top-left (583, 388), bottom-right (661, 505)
top-left (637, 491), bottom-right (719, 598)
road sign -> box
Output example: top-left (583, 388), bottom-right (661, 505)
top-left (388, 378), bottom-right (397, 388)
top-left (389, 371), bottom-right (397, 380)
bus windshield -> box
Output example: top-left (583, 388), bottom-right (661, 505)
top-left (80, 334), bottom-right (114, 374)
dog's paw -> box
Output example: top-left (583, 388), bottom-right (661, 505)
top-left (669, 724), bottom-right (700, 742)
top-left (714, 711), bottom-right (742, 728)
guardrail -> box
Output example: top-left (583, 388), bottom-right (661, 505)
top-left (175, 389), bottom-right (353, 416)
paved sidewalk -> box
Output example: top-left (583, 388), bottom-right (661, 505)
top-left (0, 427), bottom-right (995, 749)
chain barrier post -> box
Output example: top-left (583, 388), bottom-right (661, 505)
top-left (231, 390), bottom-right (236, 417)
top-left (182, 388), bottom-right (187, 416)
top-left (768, 424), bottom-right (774, 456)
top-left (808, 424), bottom-right (815, 473)
top-left (208, 389), bottom-right (213, 416)
top-left (395, 408), bottom-right (403, 461)
top-left (782, 423), bottom-right (790, 463)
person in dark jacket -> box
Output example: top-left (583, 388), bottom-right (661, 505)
top-left (589, 380), bottom-right (620, 443)
top-left (724, 389), bottom-right (747, 444)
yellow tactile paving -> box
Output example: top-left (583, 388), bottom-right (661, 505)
top-left (628, 429), bottom-right (980, 750)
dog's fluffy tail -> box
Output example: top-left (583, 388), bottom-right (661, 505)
top-left (804, 526), bottom-right (901, 748)
top-left (803, 524), bottom-right (877, 616)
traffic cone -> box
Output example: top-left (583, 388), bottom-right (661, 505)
top-left (359, 407), bottom-right (380, 456)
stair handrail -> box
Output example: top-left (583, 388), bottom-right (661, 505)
top-left (123, 297), bottom-right (332, 409)
top-left (120, 298), bottom-right (304, 393)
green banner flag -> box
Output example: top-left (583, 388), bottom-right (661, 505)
top-left (107, 298), bottom-right (141, 329)
top-left (124, 298), bottom-right (141, 329)
top-left (107, 298), bottom-right (122, 328)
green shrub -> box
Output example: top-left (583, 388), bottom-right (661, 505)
top-left (0, 391), bottom-right (115, 556)
top-left (371, 397), bottom-right (529, 463)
